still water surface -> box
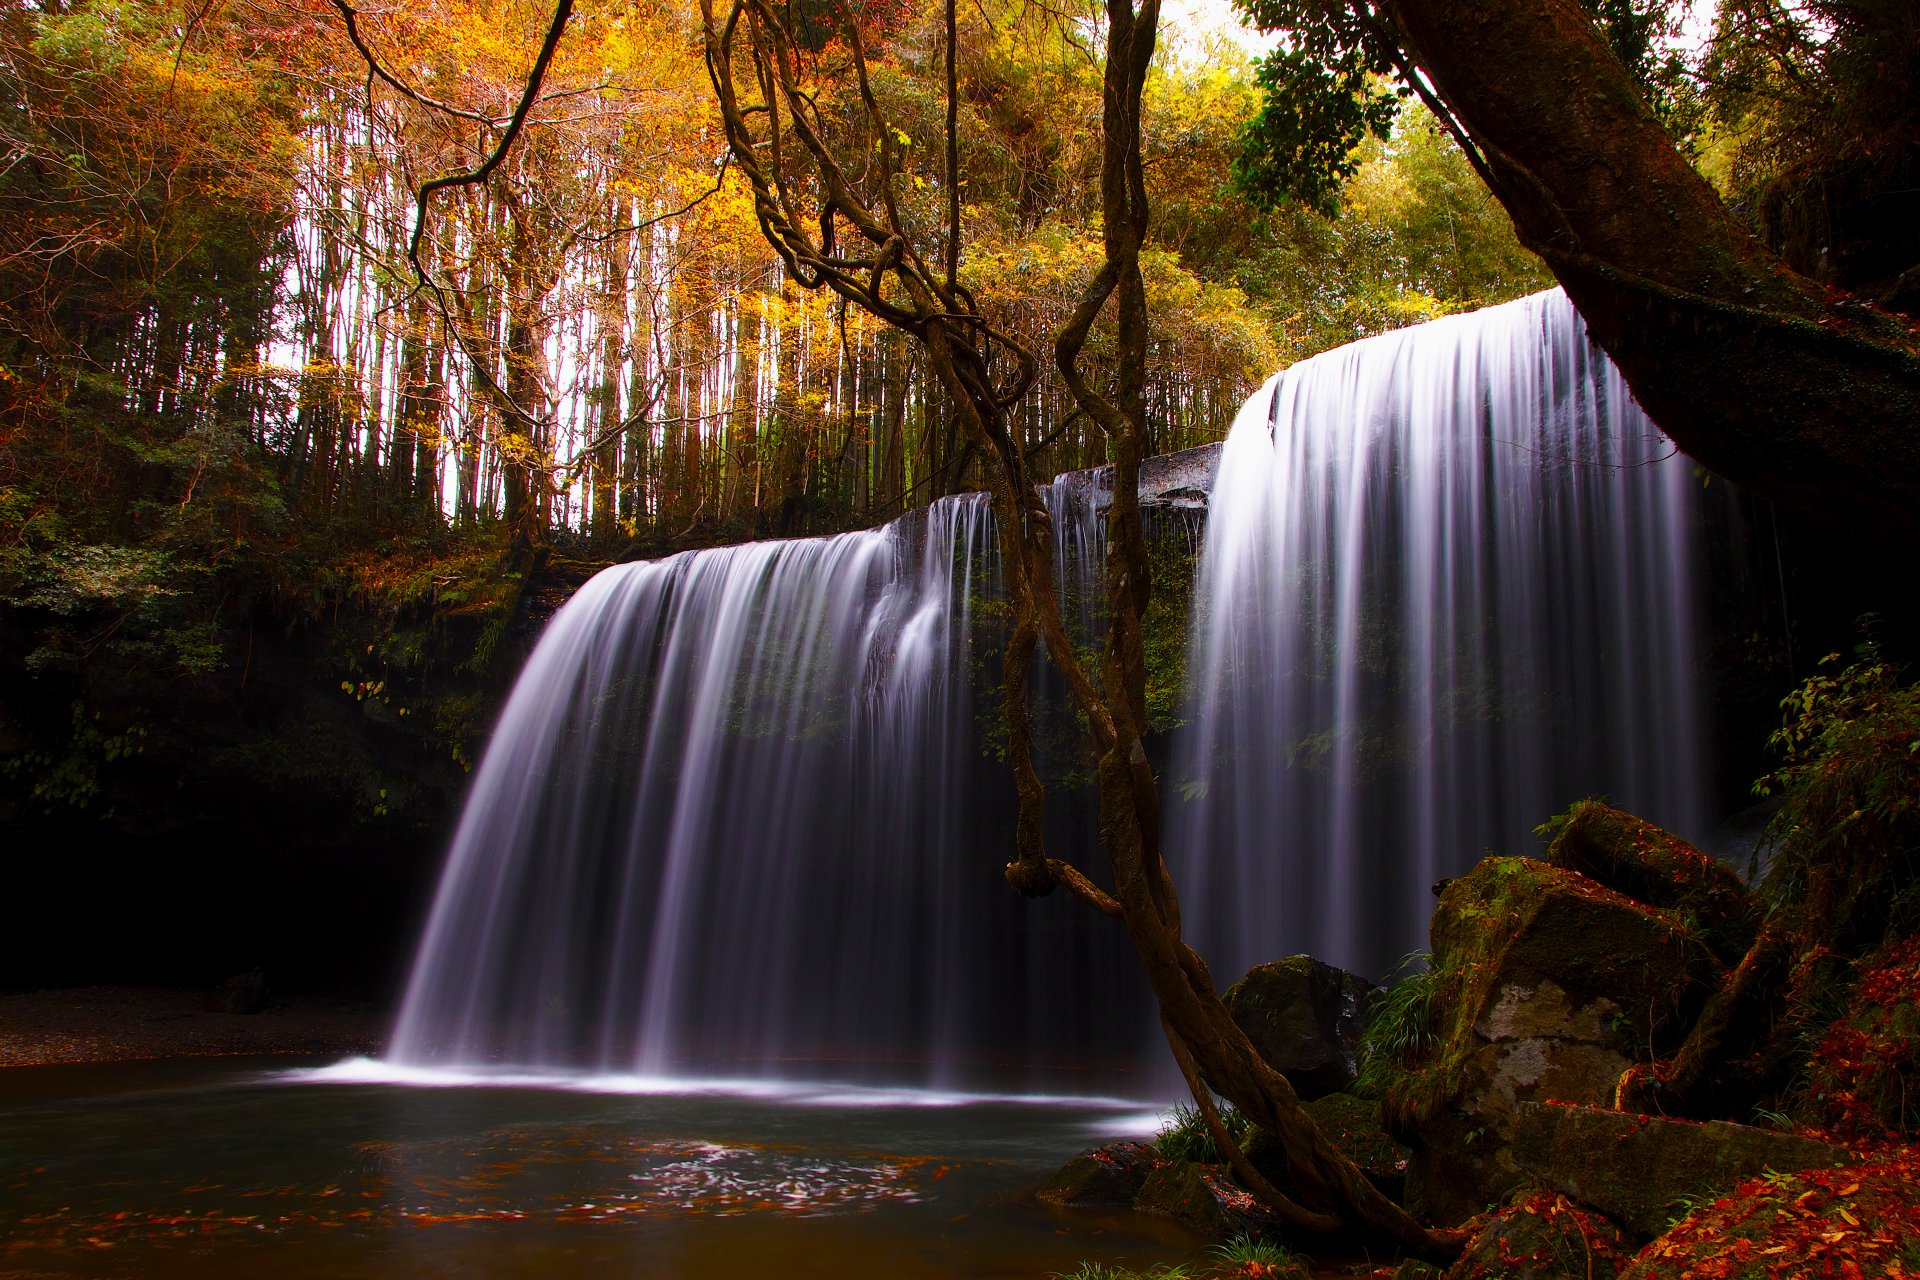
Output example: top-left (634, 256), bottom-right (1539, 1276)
top-left (1, 1057), bottom-right (1200, 1279)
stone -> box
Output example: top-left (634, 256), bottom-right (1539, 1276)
top-left (1545, 801), bottom-right (1760, 963)
top-left (1622, 1152), bottom-right (1920, 1279)
top-left (1509, 1101), bottom-right (1854, 1239)
top-left (1131, 1160), bottom-right (1279, 1241)
top-left (1222, 954), bottom-right (1379, 1100)
top-left (1035, 1140), bottom-right (1160, 1206)
top-left (1388, 856), bottom-right (1722, 1224)
top-left (1443, 1190), bottom-right (1634, 1280)
top-left (1245, 1093), bottom-right (1409, 1198)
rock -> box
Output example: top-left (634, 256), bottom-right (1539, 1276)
top-left (1444, 1190), bottom-right (1634, 1280)
top-left (218, 969), bottom-right (270, 1015)
top-left (1388, 856), bottom-right (1722, 1224)
top-left (1544, 801), bottom-right (1760, 963)
top-left (1622, 1153), bottom-right (1920, 1279)
top-left (1221, 955), bottom-right (1378, 1100)
top-left (1132, 1160), bottom-right (1279, 1241)
top-left (1036, 1140), bottom-right (1160, 1206)
top-left (1245, 1093), bottom-right (1409, 1198)
top-left (1509, 1101), bottom-right (1854, 1239)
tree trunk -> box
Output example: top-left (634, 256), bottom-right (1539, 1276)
top-left (1379, 0), bottom-right (1920, 538)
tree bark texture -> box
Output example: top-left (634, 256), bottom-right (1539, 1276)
top-left (1378, 0), bottom-right (1920, 539)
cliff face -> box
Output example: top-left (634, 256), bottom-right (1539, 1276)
top-left (0, 556), bottom-right (574, 998)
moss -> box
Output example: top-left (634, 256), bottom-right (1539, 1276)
top-left (1388, 855), bottom-right (1715, 1132)
top-left (1543, 798), bottom-right (1761, 963)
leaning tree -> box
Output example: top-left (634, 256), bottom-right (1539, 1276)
top-left (700, 0), bottom-right (1465, 1254)
top-left (1236, 0), bottom-right (1920, 540)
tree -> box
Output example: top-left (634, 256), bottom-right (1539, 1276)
top-left (1235, 0), bottom-right (1920, 540)
top-left (701, 0), bottom-right (1463, 1253)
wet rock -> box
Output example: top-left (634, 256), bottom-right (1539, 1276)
top-left (1509, 1102), bottom-right (1853, 1239)
top-left (218, 969), bottom-right (270, 1015)
top-left (1222, 955), bottom-right (1378, 1100)
top-left (1132, 1160), bottom-right (1279, 1240)
top-left (1388, 856), bottom-right (1721, 1224)
top-left (1036, 1140), bottom-right (1161, 1206)
top-left (1622, 1153), bottom-right (1920, 1279)
top-left (1245, 1093), bottom-right (1408, 1198)
top-left (1444, 1190), bottom-right (1634, 1280)
top-left (1544, 801), bottom-right (1760, 963)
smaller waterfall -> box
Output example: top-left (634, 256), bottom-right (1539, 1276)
top-left (390, 494), bottom-right (1142, 1084)
top-left (1172, 290), bottom-right (1710, 982)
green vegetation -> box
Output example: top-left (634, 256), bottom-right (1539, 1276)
top-left (1207, 1234), bottom-right (1303, 1272)
top-left (1154, 1100), bottom-right (1252, 1164)
top-left (1353, 953), bottom-right (1439, 1097)
top-left (1755, 637), bottom-right (1920, 951)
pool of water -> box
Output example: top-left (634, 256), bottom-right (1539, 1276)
top-left (0, 1057), bottom-right (1202, 1279)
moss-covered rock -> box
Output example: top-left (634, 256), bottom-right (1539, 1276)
top-left (1131, 1160), bottom-right (1279, 1241)
top-left (1036, 1140), bottom-right (1161, 1206)
top-left (1221, 955), bottom-right (1379, 1100)
top-left (1622, 1154), bottom-right (1920, 1279)
top-left (1508, 1102), bottom-right (1853, 1239)
top-left (1389, 856), bottom-right (1722, 1224)
top-left (1545, 800), bottom-right (1760, 963)
top-left (1246, 1092), bottom-right (1409, 1197)
top-left (1444, 1190), bottom-right (1634, 1280)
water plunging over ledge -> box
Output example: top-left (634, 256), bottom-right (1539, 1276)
top-left (388, 289), bottom-right (1715, 1089)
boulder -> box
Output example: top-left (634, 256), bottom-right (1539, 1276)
top-left (1132, 1160), bottom-right (1279, 1241)
top-left (1388, 856), bottom-right (1722, 1224)
top-left (1622, 1153), bottom-right (1920, 1279)
top-left (1444, 1190), bottom-right (1634, 1280)
top-left (1509, 1101), bottom-right (1854, 1239)
top-left (1035, 1140), bottom-right (1161, 1206)
top-left (1221, 954), bottom-right (1378, 1100)
top-left (1544, 801), bottom-right (1759, 964)
top-left (1245, 1092), bottom-right (1409, 1198)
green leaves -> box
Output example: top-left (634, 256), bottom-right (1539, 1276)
top-left (1232, 45), bottom-right (1403, 217)
top-left (1226, 0), bottom-right (1404, 216)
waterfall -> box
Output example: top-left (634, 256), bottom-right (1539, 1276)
top-left (389, 288), bottom-right (1716, 1087)
top-left (1170, 290), bottom-right (1709, 983)
top-left (389, 494), bottom-right (1143, 1084)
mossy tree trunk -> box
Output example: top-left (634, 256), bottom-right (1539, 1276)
top-left (1375, 0), bottom-right (1920, 539)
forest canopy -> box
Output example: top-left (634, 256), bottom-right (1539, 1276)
top-left (0, 0), bottom-right (1542, 568)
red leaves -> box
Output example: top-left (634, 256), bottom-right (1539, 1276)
top-left (1634, 1152), bottom-right (1920, 1280)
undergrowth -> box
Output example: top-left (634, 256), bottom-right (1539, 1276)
top-left (1753, 636), bottom-right (1920, 952)
top-left (1154, 1100), bottom-right (1251, 1162)
top-left (1355, 952), bottom-right (1438, 1096)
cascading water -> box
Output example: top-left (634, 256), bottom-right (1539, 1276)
top-left (389, 288), bottom-right (1718, 1089)
top-left (1171, 289), bottom-right (1709, 984)
top-left (389, 494), bottom-right (1143, 1085)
